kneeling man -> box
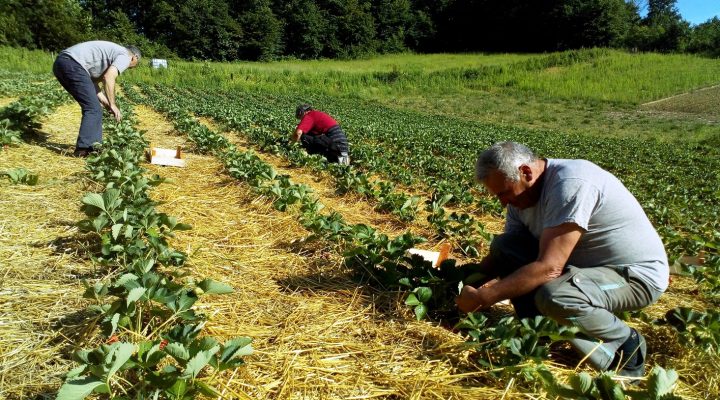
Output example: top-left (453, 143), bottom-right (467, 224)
top-left (456, 141), bottom-right (668, 377)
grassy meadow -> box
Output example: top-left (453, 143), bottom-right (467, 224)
top-left (2, 46), bottom-right (718, 143)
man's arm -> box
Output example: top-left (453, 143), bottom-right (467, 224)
top-left (101, 66), bottom-right (122, 122)
top-left (456, 222), bottom-right (582, 313)
top-left (291, 128), bottom-right (303, 142)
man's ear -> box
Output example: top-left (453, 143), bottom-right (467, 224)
top-left (519, 164), bottom-right (533, 182)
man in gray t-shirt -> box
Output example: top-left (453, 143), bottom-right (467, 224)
top-left (53, 41), bottom-right (141, 157)
top-left (455, 141), bottom-right (668, 378)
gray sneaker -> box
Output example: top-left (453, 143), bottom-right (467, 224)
top-left (338, 152), bottom-right (350, 165)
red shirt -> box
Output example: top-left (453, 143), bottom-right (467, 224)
top-left (296, 110), bottom-right (338, 136)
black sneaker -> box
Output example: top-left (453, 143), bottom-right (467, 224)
top-left (609, 328), bottom-right (646, 379)
top-left (73, 147), bottom-right (94, 157)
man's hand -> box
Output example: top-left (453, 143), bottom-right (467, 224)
top-left (110, 104), bottom-right (122, 122)
top-left (455, 285), bottom-right (493, 313)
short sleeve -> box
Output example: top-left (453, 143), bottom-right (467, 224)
top-left (296, 114), bottom-right (314, 133)
top-left (112, 54), bottom-right (131, 74)
top-left (504, 207), bottom-right (526, 234)
top-left (543, 178), bottom-right (600, 231)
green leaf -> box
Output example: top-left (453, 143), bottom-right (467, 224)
top-left (414, 304), bottom-right (428, 320)
top-left (108, 342), bottom-right (135, 378)
top-left (57, 376), bottom-right (106, 400)
top-left (181, 346), bottom-right (220, 379)
top-left (197, 279), bottom-right (234, 295)
top-left (165, 342), bottom-right (190, 362)
top-left (647, 366), bottom-right (678, 398)
top-left (82, 193), bottom-right (106, 212)
top-left (116, 273), bottom-right (139, 287)
top-left (126, 287), bottom-right (147, 306)
top-left (195, 381), bottom-right (221, 397)
top-left (111, 224), bottom-right (123, 240)
top-left (166, 378), bottom-right (188, 397)
top-left (414, 286), bottom-right (432, 303)
top-left (569, 372), bottom-right (593, 394)
top-left (404, 293), bottom-right (420, 306)
top-left (218, 337), bottom-right (253, 366)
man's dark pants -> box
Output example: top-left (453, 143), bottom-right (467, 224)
top-left (53, 54), bottom-right (102, 150)
top-left (300, 126), bottom-right (349, 163)
top-left (490, 231), bottom-right (663, 370)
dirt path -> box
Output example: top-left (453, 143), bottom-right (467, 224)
top-left (0, 103), bottom-right (93, 398)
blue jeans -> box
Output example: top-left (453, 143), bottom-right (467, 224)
top-left (490, 231), bottom-right (663, 370)
top-left (53, 54), bottom-right (103, 149)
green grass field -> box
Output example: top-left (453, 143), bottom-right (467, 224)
top-left (4, 46), bottom-right (716, 143)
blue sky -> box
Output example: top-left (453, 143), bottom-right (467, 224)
top-left (673, 0), bottom-right (719, 25)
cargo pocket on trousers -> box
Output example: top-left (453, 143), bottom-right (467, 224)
top-left (569, 270), bottom-right (607, 308)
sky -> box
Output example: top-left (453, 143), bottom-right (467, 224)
top-left (673, 0), bottom-right (719, 25)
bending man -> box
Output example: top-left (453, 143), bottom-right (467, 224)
top-left (456, 141), bottom-right (668, 377)
top-left (53, 41), bottom-right (141, 157)
top-left (292, 104), bottom-right (350, 165)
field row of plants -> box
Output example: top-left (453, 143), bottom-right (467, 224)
top-left (42, 100), bottom-right (254, 399)
top-left (121, 83), bottom-right (688, 398)
top-left (133, 82), bottom-right (720, 303)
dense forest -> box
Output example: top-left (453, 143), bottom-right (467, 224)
top-left (1, 0), bottom-right (719, 60)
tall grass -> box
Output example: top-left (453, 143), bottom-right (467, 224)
top-left (2, 45), bottom-right (718, 107)
top-left (125, 48), bottom-right (720, 105)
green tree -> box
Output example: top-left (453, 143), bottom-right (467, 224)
top-left (332, 0), bottom-right (378, 57)
top-left (373, 0), bottom-right (412, 53)
top-left (687, 17), bottom-right (720, 57)
top-left (0, 0), bottom-right (90, 50)
top-left (554, 0), bottom-right (636, 49)
top-left (173, 0), bottom-right (243, 60)
top-left (236, 0), bottom-right (284, 60)
top-left (279, 0), bottom-right (332, 59)
top-left (639, 0), bottom-right (691, 51)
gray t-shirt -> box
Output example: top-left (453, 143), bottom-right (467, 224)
top-left (506, 159), bottom-right (669, 291)
top-left (60, 41), bottom-right (131, 81)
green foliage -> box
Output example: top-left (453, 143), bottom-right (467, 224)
top-left (662, 307), bottom-right (720, 352)
top-left (538, 365), bottom-right (681, 400)
top-left (58, 99), bottom-right (252, 399)
top-left (0, 0), bottom-right (90, 51)
top-left (1, 167), bottom-right (38, 185)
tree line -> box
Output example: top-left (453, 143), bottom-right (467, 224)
top-left (1, 0), bottom-right (718, 60)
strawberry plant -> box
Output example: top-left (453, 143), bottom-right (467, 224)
top-left (1, 167), bottom-right (38, 185)
top-left (538, 365), bottom-right (681, 400)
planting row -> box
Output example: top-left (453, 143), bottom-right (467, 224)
top-left (125, 85), bottom-right (685, 397)
top-left (55, 100), bottom-right (252, 400)
top-left (141, 83), bottom-right (720, 302)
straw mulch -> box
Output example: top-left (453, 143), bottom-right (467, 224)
top-left (0, 97), bottom-right (19, 108)
top-left (0, 101), bottom-right (715, 399)
top-left (0, 103), bottom-right (95, 398)
top-left (137, 105), bottom-right (512, 398)
top-left (195, 115), bottom-right (502, 259)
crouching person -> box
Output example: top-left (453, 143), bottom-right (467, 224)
top-left (292, 104), bottom-right (350, 165)
top-left (455, 141), bottom-right (668, 377)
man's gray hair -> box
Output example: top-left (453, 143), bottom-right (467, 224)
top-left (126, 45), bottom-right (141, 59)
top-left (475, 141), bottom-right (538, 182)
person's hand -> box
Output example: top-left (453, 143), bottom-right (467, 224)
top-left (455, 285), bottom-right (492, 313)
top-left (110, 104), bottom-right (122, 122)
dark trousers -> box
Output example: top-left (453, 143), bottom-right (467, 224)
top-left (300, 126), bottom-right (349, 163)
top-left (53, 54), bottom-right (103, 149)
top-left (490, 231), bottom-right (662, 370)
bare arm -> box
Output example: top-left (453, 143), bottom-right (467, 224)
top-left (292, 128), bottom-right (303, 142)
top-left (93, 81), bottom-right (110, 109)
top-left (456, 223), bottom-right (582, 313)
top-left (101, 66), bottom-right (122, 121)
